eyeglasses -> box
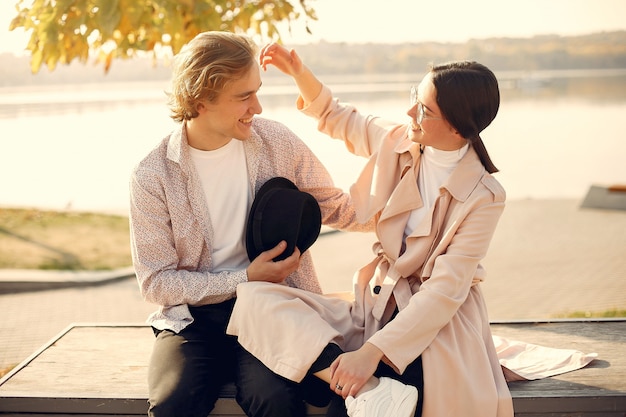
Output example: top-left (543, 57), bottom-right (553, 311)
top-left (410, 86), bottom-right (443, 124)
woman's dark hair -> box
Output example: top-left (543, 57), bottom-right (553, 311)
top-left (430, 61), bottom-right (500, 173)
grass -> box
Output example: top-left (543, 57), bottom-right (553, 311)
top-left (553, 308), bottom-right (626, 319)
top-left (0, 208), bottom-right (131, 270)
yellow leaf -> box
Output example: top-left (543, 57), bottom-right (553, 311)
top-left (104, 51), bottom-right (113, 72)
top-left (11, 0), bottom-right (318, 72)
top-left (30, 49), bottom-right (43, 73)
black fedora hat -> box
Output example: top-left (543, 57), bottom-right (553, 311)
top-left (246, 177), bottom-right (322, 262)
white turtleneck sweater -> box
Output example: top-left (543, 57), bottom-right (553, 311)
top-left (404, 143), bottom-right (469, 238)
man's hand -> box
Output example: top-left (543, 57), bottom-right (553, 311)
top-left (246, 241), bottom-right (301, 283)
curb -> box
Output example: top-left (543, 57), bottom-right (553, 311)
top-left (0, 266), bottom-right (136, 294)
top-left (0, 230), bottom-right (341, 295)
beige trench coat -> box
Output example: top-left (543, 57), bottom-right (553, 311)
top-left (229, 86), bottom-right (514, 417)
top-left (311, 86), bottom-right (513, 416)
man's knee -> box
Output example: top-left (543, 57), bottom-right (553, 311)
top-left (148, 330), bottom-right (221, 417)
top-left (148, 381), bottom-right (218, 417)
top-left (148, 388), bottom-right (191, 417)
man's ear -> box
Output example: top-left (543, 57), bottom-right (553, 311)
top-left (195, 101), bottom-right (206, 113)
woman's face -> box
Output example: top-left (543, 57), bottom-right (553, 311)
top-left (407, 72), bottom-right (466, 151)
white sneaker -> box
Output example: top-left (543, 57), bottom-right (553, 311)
top-left (345, 377), bottom-right (418, 417)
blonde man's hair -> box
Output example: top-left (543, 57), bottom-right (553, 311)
top-left (168, 31), bottom-right (258, 122)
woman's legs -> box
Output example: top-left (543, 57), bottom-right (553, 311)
top-left (236, 345), bottom-right (330, 416)
top-left (313, 307), bottom-right (423, 417)
top-left (323, 357), bottom-right (423, 417)
top-left (308, 343), bottom-right (422, 417)
top-left (377, 357), bottom-right (424, 417)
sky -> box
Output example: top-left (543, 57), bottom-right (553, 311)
top-left (1, 0), bottom-right (626, 55)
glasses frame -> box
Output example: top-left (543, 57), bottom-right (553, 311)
top-left (410, 86), bottom-right (443, 125)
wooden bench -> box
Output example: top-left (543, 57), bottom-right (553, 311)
top-left (0, 320), bottom-right (624, 416)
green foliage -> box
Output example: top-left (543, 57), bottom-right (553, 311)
top-left (556, 309), bottom-right (626, 318)
top-left (0, 208), bottom-right (132, 270)
top-left (9, 0), bottom-right (317, 73)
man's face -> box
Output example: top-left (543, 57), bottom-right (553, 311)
top-left (199, 64), bottom-right (263, 148)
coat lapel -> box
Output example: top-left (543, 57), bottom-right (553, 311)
top-left (373, 145), bottom-right (488, 317)
top-left (350, 136), bottom-right (420, 223)
top-left (442, 145), bottom-right (485, 203)
top-left (376, 141), bottom-right (424, 255)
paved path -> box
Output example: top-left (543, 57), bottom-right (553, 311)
top-left (1, 199), bottom-right (625, 373)
top-left (310, 199), bottom-right (626, 319)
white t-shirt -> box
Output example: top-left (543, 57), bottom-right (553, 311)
top-left (190, 139), bottom-right (250, 272)
top-left (404, 144), bottom-right (469, 238)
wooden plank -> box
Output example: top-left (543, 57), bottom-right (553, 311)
top-left (491, 320), bottom-right (626, 416)
top-left (0, 320), bottom-right (624, 416)
top-left (0, 323), bottom-right (326, 416)
top-left (0, 325), bottom-right (151, 398)
top-left (0, 324), bottom-right (151, 415)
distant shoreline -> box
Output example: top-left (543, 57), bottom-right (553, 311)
top-left (1, 67), bottom-right (625, 110)
top-left (2, 31), bottom-right (626, 88)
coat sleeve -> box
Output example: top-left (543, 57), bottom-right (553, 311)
top-left (367, 193), bottom-right (505, 373)
top-left (297, 85), bottom-right (410, 224)
top-left (267, 115), bottom-right (376, 233)
top-left (296, 137), bottom-right (375, 232)
top-left (298, 85), bottom-right (402, 159)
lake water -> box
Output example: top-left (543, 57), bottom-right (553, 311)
top-left (1, 69), bottom-right (625, 215)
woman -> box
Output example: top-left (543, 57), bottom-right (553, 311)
top-left (227, 43), bottom-right (514, 417)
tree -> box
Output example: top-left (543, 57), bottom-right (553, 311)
top-left (9, 0), bottom-right (316, 73)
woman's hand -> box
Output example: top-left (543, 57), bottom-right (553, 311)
top-left (259, 42), bottom-right (322, 104)
top-left (329, 343), bottom-right (384, 399)
top-left (259, 42), bottom-right (323, 106)
top-left (259, 42), bottom-right (304, 76)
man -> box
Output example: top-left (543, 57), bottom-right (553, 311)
top-left (129, 31), bottom-right (370, 417)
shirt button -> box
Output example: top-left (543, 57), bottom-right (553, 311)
top-left (373, 285), bottom-right (381, 294)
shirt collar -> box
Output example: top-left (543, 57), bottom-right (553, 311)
top-left (394, 137), bottom-right (486, 203)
